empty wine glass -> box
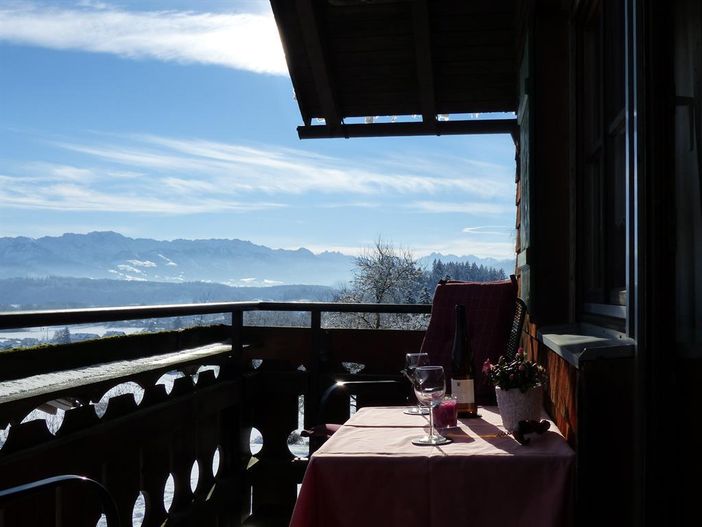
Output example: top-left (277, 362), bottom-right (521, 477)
top-left (403, 353), bottom-right (430, 415)
top-left (412, 366), bottom-right (452, 446)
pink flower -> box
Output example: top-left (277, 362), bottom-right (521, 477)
top-left (482, 359), bottom-right (493, 375)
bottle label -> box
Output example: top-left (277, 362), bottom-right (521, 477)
top-left (451, 378), bottom-right (475, 404)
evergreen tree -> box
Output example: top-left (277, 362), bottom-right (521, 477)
top-left (424, 259), bottom-right (507, 289)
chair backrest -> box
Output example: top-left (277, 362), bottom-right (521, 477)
top-left (419, 278), bottom-right (522, 405)
top-left (505, 296), bottom-right (527, 359)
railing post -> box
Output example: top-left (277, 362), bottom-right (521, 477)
top-left (307, 309), bottom-right (322, 428)
top-left (228, 308), bottom-right (248, 525)
top-left (231, 310), bottom-right (243, 365)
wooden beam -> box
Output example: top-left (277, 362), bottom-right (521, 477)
top-left (296, 0), bottom-right (342, 127)
top-left (297, 119), bottom-right (518, 139)
top-left (412, 0), bottom-right (437, 127)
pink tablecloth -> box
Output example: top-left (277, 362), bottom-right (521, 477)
top-left (290, 406), bottom-right (574, 527)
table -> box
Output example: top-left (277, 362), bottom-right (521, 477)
top-left (290, 406), bottom-right (574, 527)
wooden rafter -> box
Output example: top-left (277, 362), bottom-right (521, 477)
top-left (297, 118), bottom-right (517, 139)
top-left (296, 0), bottom-right (341, 127)
top-left (412, 0), bottom-right (437, 127)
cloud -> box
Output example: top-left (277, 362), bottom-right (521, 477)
top-left (126, 259), bottom-right (157, 268)
top-left (52, 134), bottom-right (512, 198)
top-left (0, 171), bottom-right (286, 214)
top-left (116, 263), bottom-right (144, 274)
top-left (76, 0), bottom-right (110, 9)
top-left (0, 132), bottom-right (514, 216)
top-left (0, 1), bottom-right (287, 75)
top-left (462, 225), bottom-right (513, 235)
top-left (317, 201), bottom-right (381, 209)
top-left (410, 201), bottom-right (509, 215)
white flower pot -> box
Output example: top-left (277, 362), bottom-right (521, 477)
top-left (495, 385), bottom-right (543, 432)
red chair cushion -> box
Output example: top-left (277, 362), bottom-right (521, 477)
top-left (301, 423), bottom-right (342, 439)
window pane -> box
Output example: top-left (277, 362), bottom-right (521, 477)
top-left (606, 127), bottom-right (626, 305)
top-left (673, 1), bottom-right (702, 357)
top-left (582, 159), bottom-right (605, 303)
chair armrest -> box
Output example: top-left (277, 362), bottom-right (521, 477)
top-left (304, 379), bottom-right (409, 454)
top-left (0, 475), bottom-right (120, 526)
top-left (300, 423), bottom-right (342, 439)
top-left (319, 379), bottom-right (408, 423)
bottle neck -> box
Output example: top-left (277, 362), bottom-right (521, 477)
top-left (451, 304), bottom-right (472, 378)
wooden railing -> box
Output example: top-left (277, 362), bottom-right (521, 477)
top-left (0, 302), bottom-right (430, 526)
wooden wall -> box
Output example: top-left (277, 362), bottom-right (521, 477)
top-left (515, 3), bottom-right (638, 525)
top-left (521, 316), bottom-right (578, 446)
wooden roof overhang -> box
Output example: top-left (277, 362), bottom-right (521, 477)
top-left (269, 0), bottom-right (520, 140)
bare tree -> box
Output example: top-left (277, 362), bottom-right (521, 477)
top-left (328, 239), bottom-right (429, 329)
top-left (352, 239), bottom-right (425, 304)
top-left (53, 327), bottom-right (71, 345)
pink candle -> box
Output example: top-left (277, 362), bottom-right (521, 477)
top-left (433, 397), bottom-right (458, 429)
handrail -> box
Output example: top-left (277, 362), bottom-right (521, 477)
top-left (0, 475), bottom-right (120, 526)
top-left (0, 301), bottom-right (431, 330)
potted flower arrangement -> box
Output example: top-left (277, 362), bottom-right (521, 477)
top-left (482, 349), bottom-right (548, 432)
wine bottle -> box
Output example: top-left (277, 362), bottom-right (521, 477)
top-left (450, 304), bottom-right (478, 417)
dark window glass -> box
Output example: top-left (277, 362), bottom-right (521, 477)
top-left (577, 0), bottom-right (627, 317)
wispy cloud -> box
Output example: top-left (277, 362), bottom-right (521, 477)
top-left (50, 134), bottom-right (513, 198)
top-left (0, 132), bottom-right (513, 216)
top-left (462, 225), bottom-right (513, 235)
top-left (410, 201), bottom-right (509, 215)
top-left (0, 1), bottom-right (287, 75)
top-left (76, 0), bottom-right (110, 9)
top-left (0, 172), bottom-right (286, 214)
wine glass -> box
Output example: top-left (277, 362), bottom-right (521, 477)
top-left (411, 366), bottom-right (452, 446)
top-left (403, 353), bottom-right (430, 415)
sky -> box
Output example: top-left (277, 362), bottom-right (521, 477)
top-left (0, 0), bottom-right (517, 259)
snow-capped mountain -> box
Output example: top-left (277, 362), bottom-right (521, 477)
top-left (0, 232), bottom-right (515, 287)
top-left (0, 231), bottom-right (354, 286)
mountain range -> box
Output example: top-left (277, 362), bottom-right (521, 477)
top-left (0, 232), bottom-right (514, 286)
top-left (0, 231), bottom-right (352, 286)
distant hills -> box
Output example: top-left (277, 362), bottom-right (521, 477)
top-left (0, 231), bottom-right (515, 287)
top-left (0, 277), bottom-right (335, 311)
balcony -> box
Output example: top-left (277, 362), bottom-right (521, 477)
top-left (0, 301), bottom-right (430, 526)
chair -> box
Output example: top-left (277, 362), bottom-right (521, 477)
top-left (0, 474), bottom-right (120, 526)
top-left (418, 276), bottom-right (525, 405)
top-left (304, 277), bottom-right (526, 452)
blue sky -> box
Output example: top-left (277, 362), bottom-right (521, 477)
top-left (0, 0), bottom-right (516, 259)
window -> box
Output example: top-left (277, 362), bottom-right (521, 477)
top-left (576, 0), bottom-right (627, 326)
top-left (673, 0), bottom-right (702, 358)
